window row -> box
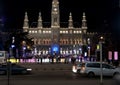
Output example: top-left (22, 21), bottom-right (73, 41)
top-left (28, 30), bottom-right (82, 34)
top-left (60, 30), bottom-right (82, 34)
top-left (29, 30), bottom-right (51, 34)
top-left (32, 39), bottom-right (82, 45)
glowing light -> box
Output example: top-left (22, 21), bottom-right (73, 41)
top-left (108, 51), bottom-right (112, 60)
top-left (114, 51), bottom-right (118, 60)
top-left (100, 36), bottom-right (104, 40)
top-left (97, 44), bottom-right (100, 50)
top-left (51, 44), bottom-right (59, 55)
top-left (84, 52), bottom-right (87, 56)
top-left (7, 59), bottom-right (19, 63)
top-left (11, 44), bottom-right (15, 48)
top-left (53, 47), bottom-right (58, 52)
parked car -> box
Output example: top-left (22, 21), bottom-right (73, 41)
top-left (0, 63), bottom-right (32, 75)
top-left (73, 62), bottom-right (120, 77)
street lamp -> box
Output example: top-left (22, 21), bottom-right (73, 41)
top-left (87, 38), bottom-right (90, 58)
top-left (99, 36), bottom-right (105, 85)
top-left (88, 46), bottom-right (90, 57)
top-left (22, 41), bottom-right (26, 59)
top-left (99, 41), bottom-right (103, 85)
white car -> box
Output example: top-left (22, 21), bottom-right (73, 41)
top-left (73, 62), bottom-right (120, 77)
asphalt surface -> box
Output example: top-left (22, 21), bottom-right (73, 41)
top-left (0, 62), bottom-right (118, 85)
top-left (18, 62), bottom-right (73, 72)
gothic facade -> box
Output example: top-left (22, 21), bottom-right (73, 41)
top-left (23, 0), bottom-right (90, 55)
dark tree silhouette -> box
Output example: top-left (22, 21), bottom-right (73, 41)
top-left (4, 30), bottom-right (34, 59)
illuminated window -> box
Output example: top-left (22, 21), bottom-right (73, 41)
top-left (54, 8), bottom-right (57, 11)
top-left (74, 31), bottom-right (76, 33)
top-left (63, 31), bottom-right (65, 33)
top-left (29, 31), bottom-right (31, 33)
top-left (32, 31), bottom-right (34, 33)
top-left (77, 31), bottom-right (79, 33)
top-left (80, 31), bottom-right (82, 33)
top-left (35, 31), bottom-right (37, 33)
top-left (66, 31), bottom-right (68, 33)
top-left (43, 31), bottom-right (45, 33)
top-left (60, 31), bottom-right (62, 33)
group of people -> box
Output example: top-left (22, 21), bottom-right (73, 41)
top-left (34, 54), bottom-right (74, 64)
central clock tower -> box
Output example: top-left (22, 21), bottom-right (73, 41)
top-left (51, 0), bottom-right (60, 28)
top-left (51, 0), bottom-right (60, 44)
top-left (51, 0), bottom-right (60, 54)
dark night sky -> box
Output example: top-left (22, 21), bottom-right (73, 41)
top-left (1, 0), bottom-right (120, 39)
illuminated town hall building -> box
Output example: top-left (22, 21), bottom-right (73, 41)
top-left (23, 0), bottom-right (92, 56)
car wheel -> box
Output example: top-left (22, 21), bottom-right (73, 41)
top-left (87, 72), bottom-right (95, 78)
top-left (0, 71), bottom-right (5, 75)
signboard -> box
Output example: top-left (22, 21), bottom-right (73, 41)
top-left (114, 51), bottom-right (118, 60)
top-left (108, 51), bottom-right (112, 60)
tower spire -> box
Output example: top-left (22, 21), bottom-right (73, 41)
top-left (68, 12), bottom-right (73, 28)
top-left (82, 12), bottom-right (87, 29)
top-left (37, 12), bottom-right (43, 28)
top-left (51, 0), bottom-right (60, 28)
top-left (81, 12), bottom-right (87, 45)
top-left (23, 12), bottom-right (29, 29)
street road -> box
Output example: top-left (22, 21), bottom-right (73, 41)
top-left (0, 69), bottom-right (115, 85)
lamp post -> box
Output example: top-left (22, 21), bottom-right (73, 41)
top-left (87, 38), bottom-right (90, 58)
top-left (99, 36), bottom-right (104, 85)
top-left (88, 46), bottom-right (90, 58)
top-left (22, 41), bottom-right (26, 60)
top-left (99, 41), bottom-right (103, 85)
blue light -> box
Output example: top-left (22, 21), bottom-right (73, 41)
top-left (51, 44), bottom-right (59, 55)
top-left (11, 45), bottom-right (15, 48)
top-left (53, 47), bottom-right (58, 52)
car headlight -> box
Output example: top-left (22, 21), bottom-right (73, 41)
top-left (72, 66), bottom-right (77, 73)
top-left (27, 68), bottom-right (32, 71)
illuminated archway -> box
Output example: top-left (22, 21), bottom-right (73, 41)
top-left (51, 44), bottom-right (59, 55)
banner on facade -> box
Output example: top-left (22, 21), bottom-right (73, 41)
top-left (108, 51), bottom-right (112, 60)
top-left (114, 51), bottom-right (118, 60)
